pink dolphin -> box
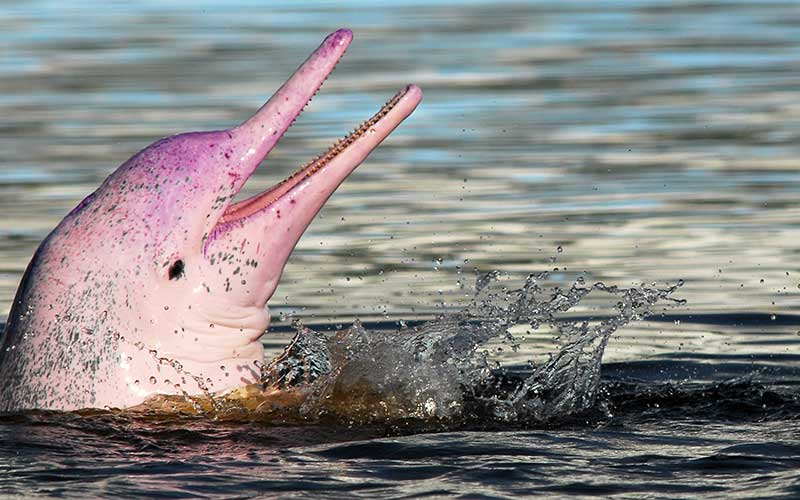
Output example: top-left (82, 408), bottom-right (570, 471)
top-left (0, 29), bottom-right (422, 411)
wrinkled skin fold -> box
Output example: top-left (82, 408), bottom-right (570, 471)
top-left (0, 28), bottom-right (422, 411)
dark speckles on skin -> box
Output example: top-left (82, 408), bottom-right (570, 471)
top-left (0, 260), bottom-right (126, 410)
top-left (0, 57), bottom-right (357, 408)
top-left (68, 192), bottom-right (97, 217)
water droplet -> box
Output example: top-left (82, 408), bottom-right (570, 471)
top-left (149, 376), bottom-right (157, 384)
top-left (424, 398), bottom-right (437, 415)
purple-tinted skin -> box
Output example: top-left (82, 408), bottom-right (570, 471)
top-left (0, 29), bottom-right (422, 411)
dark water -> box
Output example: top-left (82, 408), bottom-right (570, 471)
top-left (2, 0), bottom-right (800, 498)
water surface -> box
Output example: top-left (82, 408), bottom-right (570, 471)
top-left (2, 0), bottom-right (800, 498)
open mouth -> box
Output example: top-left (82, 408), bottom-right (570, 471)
top-left (195, 28), bottom-right (421, 309)
top-left (207, 28), bottom-right (422, 246)
top-left (218, 85), bottom-right (417, 227)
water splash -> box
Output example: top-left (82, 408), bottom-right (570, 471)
top-left (254, 271), bottom-right (685, 425)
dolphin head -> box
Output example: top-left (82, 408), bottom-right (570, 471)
top-left (0, 29), bottom-right (422, 411)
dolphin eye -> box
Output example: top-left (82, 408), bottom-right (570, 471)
top-left (168, 260), bottom-right (185, 280)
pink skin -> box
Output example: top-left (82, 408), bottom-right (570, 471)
top-left (0, 29), bottom-right (422, 411)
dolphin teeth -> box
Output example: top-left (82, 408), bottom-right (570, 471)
top-left (218, 85), bottom-right (410, 227)
top-left (292, 86), bottom-right (407, 178)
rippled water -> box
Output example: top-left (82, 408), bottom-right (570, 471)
top-left (2, 0), bottom-right (800, 498)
